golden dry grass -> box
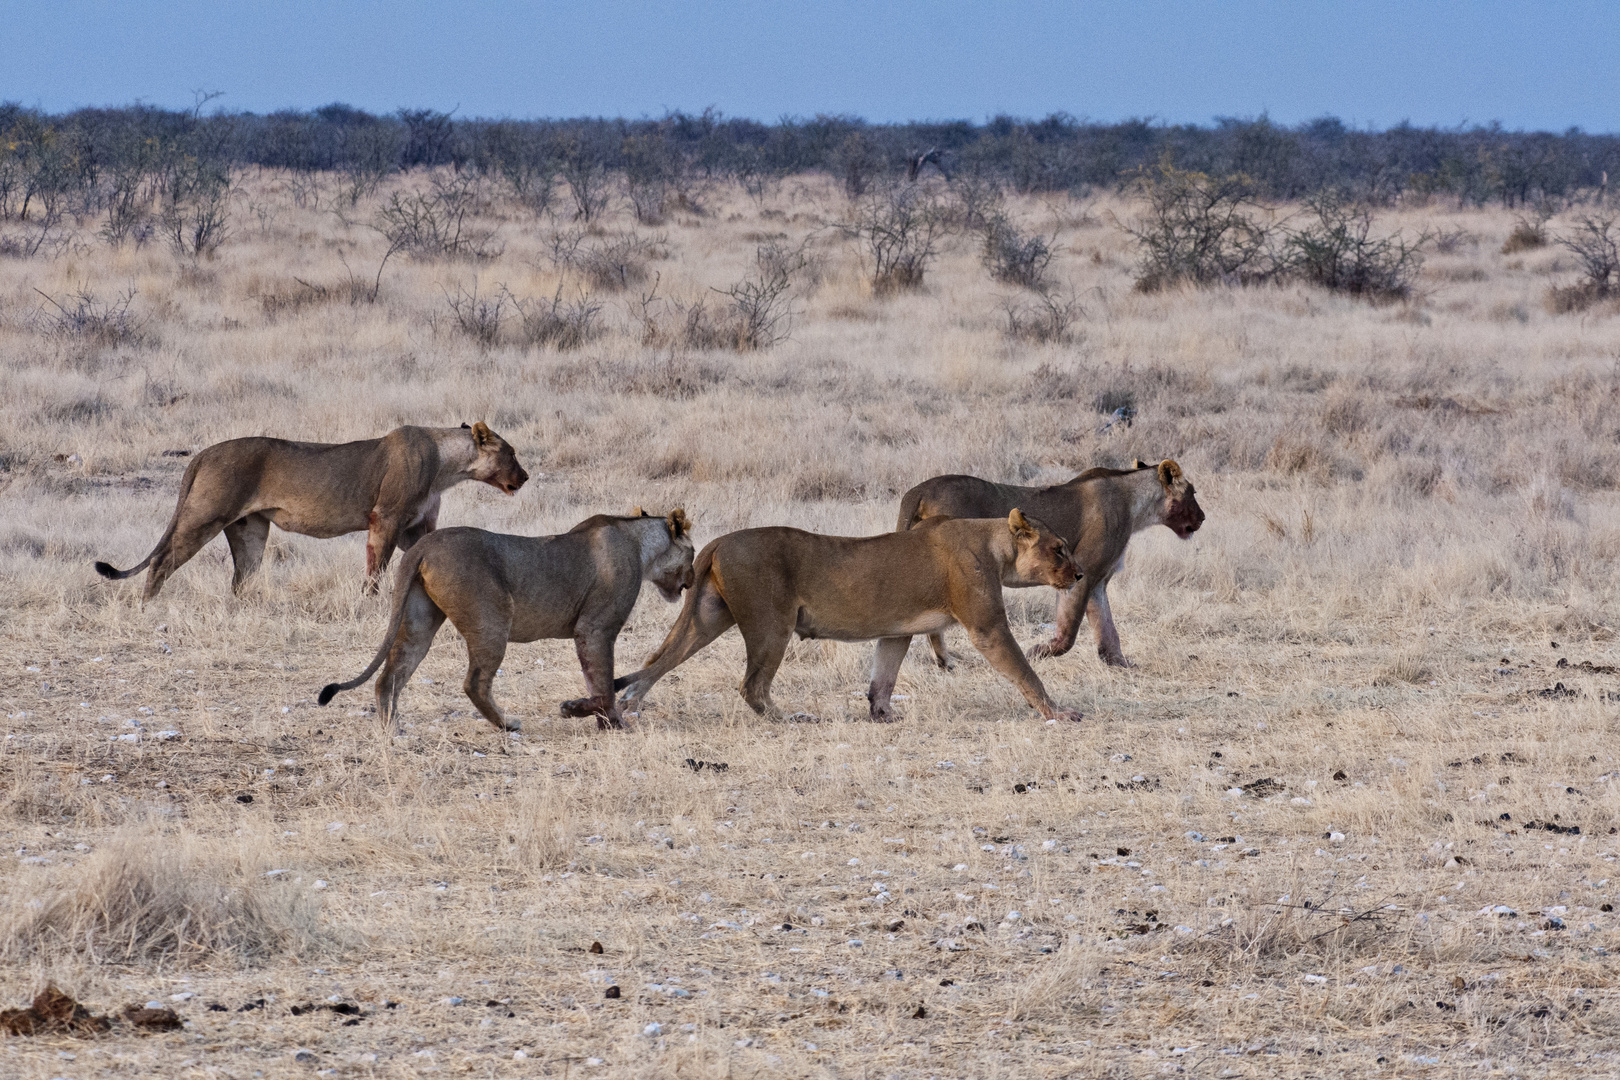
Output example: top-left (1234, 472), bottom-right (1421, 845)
top-left (1, 171), bottom-right (1619, 1077)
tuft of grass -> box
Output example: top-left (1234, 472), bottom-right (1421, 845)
top-left (3, 833), bottom-right (334, 967)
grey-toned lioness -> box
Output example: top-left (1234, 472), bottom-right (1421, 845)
top-left (95, 423), bottom-right (528, 599)
top-left (897, 459), bottom-right (1204, 668)
top-left (614, 510), bottom-right (1084, 723)
top-left (318, 509), bottom-right (695, 731)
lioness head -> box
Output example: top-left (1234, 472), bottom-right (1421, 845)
top-left (643, 507), bottom-right (696, 602)
top-left (467, 421), bottom-right (529, 495)
top-left (1008, 508), bottom-right (1080, 590)
top-left (1154, 459), bottom-right (1205, 538)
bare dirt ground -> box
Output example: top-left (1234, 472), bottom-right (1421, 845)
top-left (2, 173), bottom-right (1619, 1078)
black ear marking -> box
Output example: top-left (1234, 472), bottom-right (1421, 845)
top-left (461, 422), bottom-right (471, 429)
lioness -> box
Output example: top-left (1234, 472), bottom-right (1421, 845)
top-left (896, 459), bottom-right (1204, 668)
top-left (95, 423), bottom-right (528, 599)
top-left (614, 510), bottom-right (1084, 723)
top-left (317, 509), bottom-right (695, 731)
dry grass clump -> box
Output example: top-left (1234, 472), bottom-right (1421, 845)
top-left (3, 832), bottom-right (332, 967)
top-left (1502, 210), bottom-right (1552, 253)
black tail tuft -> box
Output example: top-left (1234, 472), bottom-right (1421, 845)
top-left (94, 561), bottom-right (123, 580)
top-left (317, 684), bottom-right (340, 706)
top-left (611, 673), bottom-right (632, 692)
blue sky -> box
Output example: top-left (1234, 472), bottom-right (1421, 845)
top-left (6, 1), bottom-right (1616, 130)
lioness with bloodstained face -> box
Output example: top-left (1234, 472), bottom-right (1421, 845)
top-left (95, 423), bottom-right (529, 599)
top-left (317, 510), bottom-right (694, 731)
top-left (614, 510), bottom-right (1084, 723)
top-left (897, 459), bottom-right (1204, 668)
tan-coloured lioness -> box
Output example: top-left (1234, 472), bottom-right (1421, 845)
top-left (897, 459), bottom-right (1204, 668)
top-left (614, 510), bottom-right (1084, 723)
top-left (318, 509), bottom-right (694, 731)
top-left (95, 423), bottom-right (529, 599)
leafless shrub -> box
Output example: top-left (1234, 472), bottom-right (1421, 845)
top-left (1432, 227), bottom-right (1478, 255)
top-left (1502, 207), bottom-right (1554, 253)
top-left (1, 835), bottom-right (329, 966)
top-left (99, 167), bottom-right (154, 248)
top-left (633, 239), bottom-right (809, 352)
top-left (258, 275), bottom-right (377, 320)
top-left (1547, 214), bottom-right (1618, 313)
top-left (981, 213), bottom-right (1056, 289)
top-left (720, 239), bottom-right (809, 349)
top-left (947, 173), bottom-right (1005, 232)
top-left (557, 133), bottom-right (613, 222)
top-left (161, 157), bottom-right (233, 259)
top-left (1001, 287), bottom-right (1082, 344)
top-left (623, 133), bottom-right (690, 225)
top-left (1283, 192), bottom-right (1429, 301)
top-left (832, 132), bottom-right (882, 199)
top-left (443, 281), bottom-right (509, 348)
top-left (558, 230), bottom-right (666, 292)
top-left (32, 286), bottom-right (142, 347)
top-left (842, 185), bottom-right (952, 296)
top-left (0, 217), bottom-right (66, 259)
top-left (505, 284), bottom-right (603, 351)
top-left (375, 174), bottom-right (501, 261)
top-left (1123, 164), bottom-right (1279, 291)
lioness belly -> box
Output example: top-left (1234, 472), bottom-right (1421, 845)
top-left (795, 608), bottom-right (955, 641)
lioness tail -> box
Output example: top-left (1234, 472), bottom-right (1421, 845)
top-left (317, 546), bottom-right (429, 705)
top-left (94, 456), bottom-right (203, 581)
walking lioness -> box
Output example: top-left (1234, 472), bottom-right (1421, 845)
top-left (897, 459), bottom-right (1204, 667)
top-left (318, 509), bottom-right (694, 731)
top-left (95, 423), bottom-right (528, 599)
top-left (614, 511), bottom-right (1084, 723)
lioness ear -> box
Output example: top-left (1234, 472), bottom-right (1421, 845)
top-left (471, 421), bottom-right (493, 446)
top-left (1008, 508), bottom-right (1037, 540)
top-left (631, 506), bottom-right (645, 517)
top-left (461, 422), bottom-right (471, 430)
top-left (1157, 459), bottom-right (1182, 486)
top-left (667, 507), bottom-right (690, 538)
top-left (1133, 458), bottom-right (1150, 469)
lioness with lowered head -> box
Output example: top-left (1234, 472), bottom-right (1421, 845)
top-left (896, 458), bottom-right (1204, 668)
top-left (614, 510), bottom-right (1084, 723)
top-left (318, 509), bottom-right (694, 731)
top-left (95, 422), bottom-right (528, 599)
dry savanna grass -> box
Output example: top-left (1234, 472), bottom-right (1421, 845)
top-left (1, 170), bottom-right (1620, 1077)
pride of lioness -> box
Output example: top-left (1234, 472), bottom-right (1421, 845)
top-left (897, 459), bottom-right (1204, 668)
top-left (318, 509), bottom-right (694, 731)
top-left (613, 510), bottom-right (1084, 723)
top-left (95, 423), bottom-right (528, 599)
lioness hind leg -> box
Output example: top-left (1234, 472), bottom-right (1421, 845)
top-left (737, 623), bottom-right (793, 716)
top-left (867, 636), bottom-right (911, 721)
top-left (926, 632), bottom-right (956, 671)
top-left (462, 635), bottom-right (516, 732)
top-left (143, 514), bottom-right (233, 600)
top-left (375, 587), bottom-right (446, 730)
top-left (617, 586), bottom-right (735, 705)
top-left (224, 513), bottom-right (272, 593)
